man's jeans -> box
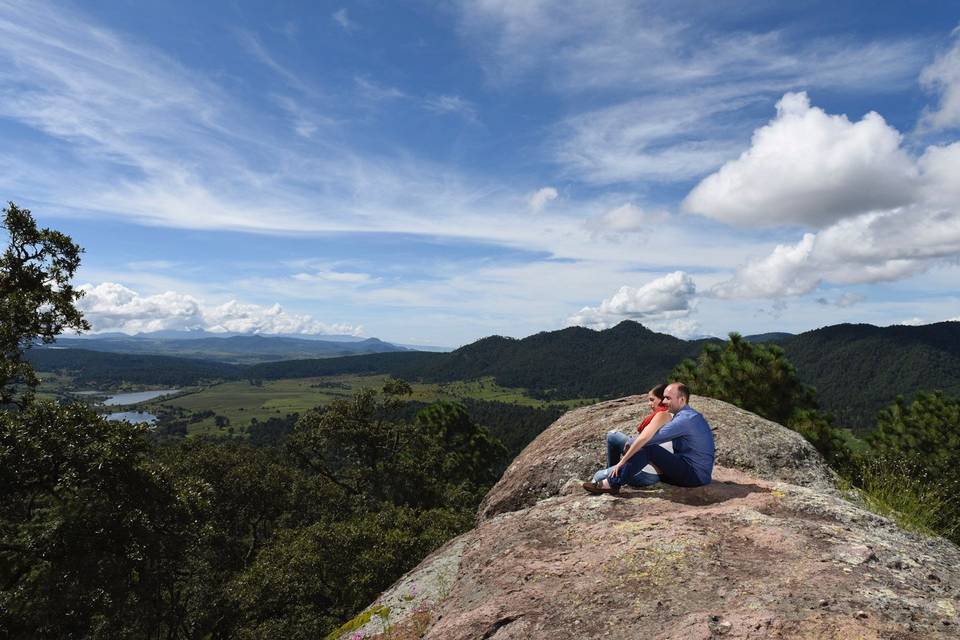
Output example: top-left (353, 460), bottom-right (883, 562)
top-left (593, 431), bottom-right (701, 488)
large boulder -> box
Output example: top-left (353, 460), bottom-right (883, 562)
top-left (478, 395), bottom-right (836, 520)
top-left (332, 397), bottom-right (959, 640)
top-left (335, 468), bottom-right (960, 639)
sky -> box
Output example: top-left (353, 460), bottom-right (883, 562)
top-left (2, 1), bottom-right (959, 347)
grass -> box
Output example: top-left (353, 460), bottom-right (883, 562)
top-left (848, 456), bottom-right (960, 543)
top-left (145, 374), bottom-right (588, 437)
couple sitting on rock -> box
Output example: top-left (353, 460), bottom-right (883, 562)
top-left (583, 382), bottom-right (715, 495)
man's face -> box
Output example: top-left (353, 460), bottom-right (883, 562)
top-left (662, 385), bottom-right (685, 413)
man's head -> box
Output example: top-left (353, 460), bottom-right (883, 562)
top-left (663, 382), bottom-right (690, 413)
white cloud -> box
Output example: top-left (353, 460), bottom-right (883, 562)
top-left (291, 270), bottom-right (379, 284)
top-left (693, 90), bottom-right (960, 300)
top-left (585, 203), bottom-right (667, 235)
top-left (457, 1), bottom-right (926, 93)
top-left (683, 92), bottom-right (918, 228)
top-left (354, 76), bottom-right (407, 102)
top-left (816, 292), bottom-right (866, 308)
top-left (423, 95), bottom-right (478, 122)
top-left (896, 317), bottom-right (925, 326)
top-left (527, 187), bottom-right (558, 212)
top-left (76, 282), bottom-right (361, 336)
top-left (919, 141), bottom-right (960, 206)
top-left (554, 91), bottom-right (757, 184)
top-left (332, 8), bottom-right (357, 31)
top-left (920, 27), bottom-right (960, 131)
top-left (568, 271), bottom-right (696, 331)
top-left (711, 203), bottom-right (960, 299)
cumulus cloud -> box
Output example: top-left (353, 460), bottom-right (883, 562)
top-left (527, 187), bottom-right (558, 213)
top-left (76, 282), bottom-right (362, 336)
top-left (568, 271), bottom-right (697, 333)
top-left (683, 92), bottom-right (919, 228)
top-left (585, 203), bottom-right (667, 235)
top-left (710, 204), bottom-right (955, 299)
top-left (920, 27), bottom-right (960, 131)
top-left (693, 91), bottom-right (960, 300)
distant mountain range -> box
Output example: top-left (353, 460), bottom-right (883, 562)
top-left (32, 320), bottom-right (960, 433)
top-left (45, 333), bottom-right (411, 364)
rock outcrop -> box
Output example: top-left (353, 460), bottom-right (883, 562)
top-left (335, 396), bottom-right (960, 640)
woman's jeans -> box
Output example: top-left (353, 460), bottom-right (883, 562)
top-left (593, 430), bottom-right (700, 488)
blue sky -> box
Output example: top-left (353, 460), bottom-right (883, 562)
top-left (2, 1), bottom-right (959, 347)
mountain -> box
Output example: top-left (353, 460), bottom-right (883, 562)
top-left (44, 334), bottom-right (408, 364)
top-left (247, 321), bottom-right (713, 400)
top-left (26, 348), bottom-right (242, 387)
top-left (425, 322), bottom-right (714, 399)
top-left (780, 321), bottom-right (960, 431)
top-left (744, 331), bottom-right (794, 343)
top-left (330, 396), bottom-right (960, 640)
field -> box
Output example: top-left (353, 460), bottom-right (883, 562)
top-left (146, 375), bottom-right (592, 436)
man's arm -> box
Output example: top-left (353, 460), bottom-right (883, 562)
top-left (645, 411), bottom-right (693, 446)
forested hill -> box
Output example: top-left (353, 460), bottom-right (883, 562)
top-left (247, 321), bottom-right (711, 400)
top-left (778, 321), bottom-right (960, 430)
top-left (426, 322), bottom-right (712, 399)
top-left (27, 348), bottom-right (242, 386)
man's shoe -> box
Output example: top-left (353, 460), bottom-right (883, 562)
top-left (582, 480), bottom-right (620, 495)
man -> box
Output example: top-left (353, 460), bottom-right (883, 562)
top-left (583, 382), bottom-right (714, 494)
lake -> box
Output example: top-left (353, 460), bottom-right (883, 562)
top-left (73, 388), bottom-right (179, 425)
top-left (100, 389), bottom-right (180, 406)
top-left (107, 411), bottom-right (158, 424)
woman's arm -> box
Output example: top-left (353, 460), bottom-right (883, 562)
top-left (610, 411), bottom-right (671, 476)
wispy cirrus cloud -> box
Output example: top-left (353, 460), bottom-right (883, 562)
top-left (457, 1), bottom-right (928, 92)
top-left (423, 94), bottom-right (479, 123)
top-left (460, 1), bottom-right (931, 189)
top-left (332, 8), bottom-right (357, 32)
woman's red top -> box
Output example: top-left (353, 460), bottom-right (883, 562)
top-left (637, 404), bottom-right (669, 433)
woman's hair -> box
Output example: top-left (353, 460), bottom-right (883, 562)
top-left (649, 383), bottom-right (667, 399)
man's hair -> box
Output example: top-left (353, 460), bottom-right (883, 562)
top-left (649, 383), bottom-right (667, 399)
top-left (671, 382), bottom-right (690, 402)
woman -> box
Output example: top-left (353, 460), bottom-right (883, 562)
top-left (582, 383), bottom-right (671, 494)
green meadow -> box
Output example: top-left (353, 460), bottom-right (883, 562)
top-left (146, 375), bottom-right (590, 436)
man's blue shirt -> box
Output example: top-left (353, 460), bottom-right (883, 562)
top-left (647, 405), bottom-right (715, 485)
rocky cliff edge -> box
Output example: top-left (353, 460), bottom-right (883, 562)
top-left (333, 396), bottom-right (960, 640)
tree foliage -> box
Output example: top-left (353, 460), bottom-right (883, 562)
top-left (671, 333), bottom-right (855, 468)
top-left (1, 203), bottom-right (88, 406)
top-left (0, 402), bottom-right (204, 638)
top-left (868, 391), bottom-right (960, 481)
top-left (671, 332), bottom-right (818, 425)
